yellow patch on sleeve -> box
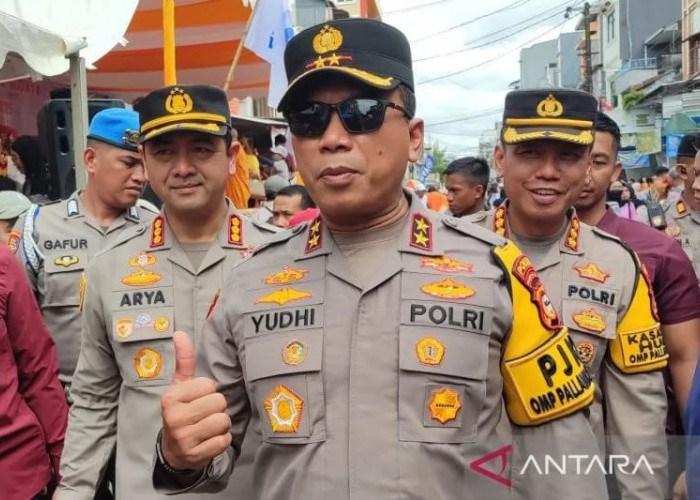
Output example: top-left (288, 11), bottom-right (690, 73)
top-left (493, 241), bottom-right (595, 426)
top-left (79, 272), bottom-right (86, 312)
top-left (610, 259), bottom-right (667, 373)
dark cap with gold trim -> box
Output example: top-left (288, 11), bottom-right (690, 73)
top-left (501, 89), bottom-right (598, 146)
top-left (138, 84), bottom-right (231, 143)
top-left (278, 18), bottom-right (413, 111)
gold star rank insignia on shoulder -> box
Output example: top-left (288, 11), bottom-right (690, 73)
top-left (493, 205), bottom-right (507, 237)
top-left (565, 215), bottom-right (580, 251)
top-left (305, 217), bottom-right (323, 254)
top-left (150, 215), bottom-right (165, 248)
top-left (228, 214), bottom-right (244, 245)
top-left (410, 212), bottom-right (433, 251)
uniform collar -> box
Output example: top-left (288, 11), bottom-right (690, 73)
top-left (292, 190), bottom-right (443, 261)
top-left (492, 200), bottom-right (583, 256)
top-left (148, 202), bottom-right (252, 252)
top-left (65, 190), bottom-right (141, 231)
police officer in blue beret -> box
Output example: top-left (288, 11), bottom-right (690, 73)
top-left (13, 107), bottom-right (159, 395)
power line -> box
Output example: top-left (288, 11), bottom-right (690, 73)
top-left (383, 0), bottom-right (453, 15)
top-left (417, 16), bottom-right (571, 85)
top-left (409, 0), bottom-right (530, 43)
top-left (427, 107), bottom-right (503, 127)
top-left (413, 0), bottom-right (582, 62)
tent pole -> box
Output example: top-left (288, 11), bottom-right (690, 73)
top-left (69, 53), bottom-right (88, 190)
top-left (223, 0), bottom-right (259, 92)
top-left (163, 0), bottom-right (177, 85)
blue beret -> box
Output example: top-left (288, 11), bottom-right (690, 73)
top-left (87, 108), bottom-right (140, 151)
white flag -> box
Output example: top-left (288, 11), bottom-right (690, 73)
top-left (244, 0), bottom-right (293, 109)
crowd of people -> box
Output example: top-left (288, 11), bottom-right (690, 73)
top-left (2, 16), bottom-right (700, 500)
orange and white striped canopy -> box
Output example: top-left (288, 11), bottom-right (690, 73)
top-left (88, 0), bottom-right (268, 102)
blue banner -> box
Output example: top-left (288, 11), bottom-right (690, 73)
top-left (666, 134), bottom-right (683, 158)
top-left (419, 154), bottom-right (435, 184)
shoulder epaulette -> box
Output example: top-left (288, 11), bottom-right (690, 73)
top-left (441, 216), bottom-right (507, 247)
top-left (136, 198), bottom-right (160, 214)
top-left (590, 224), bottom-right (622, 243)
top-left (21, 204), bottom-right (44, 273)
top-left (251, 224), bottom-right (306, 256)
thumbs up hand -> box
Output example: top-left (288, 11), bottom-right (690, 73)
top-left (160, 332), bottom-right (232, 472)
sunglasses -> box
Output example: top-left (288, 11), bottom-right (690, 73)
top-left (284, 98), bottom-right (411, 138)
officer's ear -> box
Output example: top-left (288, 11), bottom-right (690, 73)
top-left (138, 145), bottom-right (150, 182)
top-left (407, 118), bottom-right (424, 164)
top-left (84, 145), bottom-right (97, 174)
top-left (493, 143), bottom-right (505, 177)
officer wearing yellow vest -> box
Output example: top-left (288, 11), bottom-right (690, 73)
top-left (12, 108), bottom-right (158, 394)
top-left (470, 88), bottom-right (668, 498)
top-left (56, 85), bottom-right (274, 499)
top-left (152, 19), bottom-right (607, 499)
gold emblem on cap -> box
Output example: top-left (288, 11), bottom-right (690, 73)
top-left (165, 87), bottom-right (194, 114)
top-left (536, 94), bottom-right (564, 118)
top-left (313, 25), bottom-right (343, 54)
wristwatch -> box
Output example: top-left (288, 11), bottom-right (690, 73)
top-left (155, 430), bottom-right (195, 476)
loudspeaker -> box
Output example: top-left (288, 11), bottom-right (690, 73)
top-left (37, 99), bottom-right (126, 199)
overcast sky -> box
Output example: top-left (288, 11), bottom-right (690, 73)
top-left (380, 0), bottom-right (582, 158)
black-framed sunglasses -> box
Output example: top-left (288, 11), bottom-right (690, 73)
top-left (284, 97), bottom-right (411, 138)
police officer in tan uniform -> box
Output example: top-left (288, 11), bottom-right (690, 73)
top-left (152, 19), bottom-right (608, 500)
top-left (12, 108), bottom-right (157, 392)
top-left (471, 89), bottom-right (668, 498)
top-left (57, 85), bottom-right (274, 499)
top-left (663, 133), bottom-right (700, 283)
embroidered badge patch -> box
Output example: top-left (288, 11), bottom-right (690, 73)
top-left (572, 308), bottom-right (606, 333)
top-left (134, 348), bottom-right (163, 378)
top-left (54, 255), bottom-right (79, 268)
top-left (493, 205), bottom-right (507, 237)
top-left (116, 318), bottom-right (134, 339)
top-left (264, 266), bottom-right (308, 285)
top-left (420, 278), bottom-right (476, 300)
top-left (410, 212), bottom-right (433, 251)
top-left (428, 386), bottom-right (462, 424)
top-left (7, 230), bottom-right (21, 254)
top-left (420, 256), bottom-right (473, 274)
top-left (576, 341), bottom-right (595, 365)
top-left (512, 255), bottom-right (560, 330)
top-left (665, 224), bottom-right (681, 237)
top-left (264, 384), bottom-right (303, 433)
top-left (255, 288), bottom-right (312, 306)
top-left (121, 251), bottom-right (162, 287)
top-left (150, 215), bottom-right (165, 248)
top-left (677, 200), bottom-right (688, 215)
top-left (416, 337), bottom-right (445, 366)
top-left (565, 215), bottom-right (580, 252)
top-left (305, 218), bottom-right (323, 254)
top-left (154, 317), bottom-right (170, 333)
top-left (282, 340), bottom-right (307, 366)
top-left (573, 262), bottom-right (610, 284)
top-left (229, 214), bottom-right (244, 245)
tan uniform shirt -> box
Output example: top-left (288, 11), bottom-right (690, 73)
top-left (154, 195), bottom-right (608, 500)
top-left (662, 197), bottom-right (700, 283)
top-left (58, 205), bottom-right (275, 500)
top-left (473, 205), bottom-right (668, 499)
top-left (11, 190), bottom-right (158, 387)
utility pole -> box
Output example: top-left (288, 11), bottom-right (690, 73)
top-left (583, 2), bottom-right (593, 93)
